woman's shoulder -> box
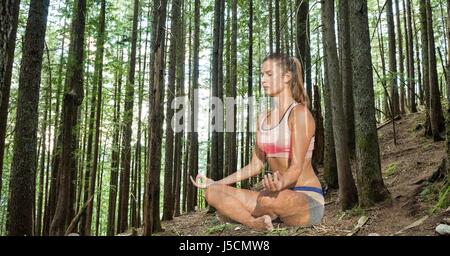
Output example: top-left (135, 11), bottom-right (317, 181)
top-left (289, 103), bottom-right (315, 127)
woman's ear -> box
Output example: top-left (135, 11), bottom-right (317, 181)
top-left (283, 71), bottom-right (292, 84)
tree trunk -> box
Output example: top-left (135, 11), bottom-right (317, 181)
top-left (187, 0), bottom-right (200, 213)
top-left (224, 0), bottom-right (238, 188)
top-left (162, 0), bottom-right (182, 221)
top-left (405, 0), bottom-right (416, 113)
top-left (275, 0), bottom-right (280, 53)
top-left (143, 0), bottom-right (167, 236)
top-left (322, 32), bottom-right (338, 190)
top-left (118, 0), bottom-right (139, 233)
top-left (321, 0), bottom-right (358, 210)
top-left (0, 0), bottom-right (20, 201)
top-left (338, 0), bottom-right (355, 157)
top-left (387, 0), bottom-right (400, 117)
top-left (269, 0), bottom-right (273, 54)
top-left (312, 84), bottom-right (324, 169)
top-left (296, 0), bottom-right (310, 99)
top-left (209, 0), bottom-right (223, 202)
top-left (349, 0), bottom-right (390, 207)
top-left (419, 0), bottom-right (431, 136)
top-left (36, 51), bottom-right (52, 236)
top-left (106, 48), bottom-right (123, 236)
top-left (377, 0), bottom-right (389, 120)
top-left (173, 3), bottom-right (186, 217)
top-left (50, 0), bottom-right (86, 236)
top-left (394, 0), bottom-right (406, 114)
top-left (43, 16), bottom-right (67, 236)
top-left (7, 0), bottom-right (50, 236)
top-left (245, 0), bottom-right (252, 188)
top-left (426, 0), bottom-right (445, 141)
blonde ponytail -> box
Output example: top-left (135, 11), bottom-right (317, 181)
top-left (290, 57), bottom-right (310, 107)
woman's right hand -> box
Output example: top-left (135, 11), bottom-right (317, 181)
top-left (190, 173), bottom-right (215, 189)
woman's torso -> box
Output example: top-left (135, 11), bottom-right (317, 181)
top-left (258, 103), bottom-right (321, 189)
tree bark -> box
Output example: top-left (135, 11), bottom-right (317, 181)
top-left (349, 0), bottom-right (390, 207)
top-left (338, 0), bottom-right (355, 157)
top-left (0, 0), bottom-right (20, 201)
top-left (426, 0), bottom-right (445, 141)
top-left (7, 0), bottom-right (50, 236)
top-left (394, 0), bottom-right (406, 114)
top-left (387, 0), bottom-right (400, 117)
top-left (143, 0), bottom-right (167, 236)
top-left (322, 0), bottom-right (358, 210)
top-left (162, 0), bottom-right (182, 221)
top-left (405, 0), bottom-right (416, 113)
top-left (118, 0), bottom-right (139, 233)
top-left (50, 0), bottom-right (86, 236)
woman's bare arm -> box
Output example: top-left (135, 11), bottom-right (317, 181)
top-left (214, 144), bottom-right (266, 185)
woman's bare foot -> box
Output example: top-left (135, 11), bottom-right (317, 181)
top-left (249, 215), bottom-right (274, 231)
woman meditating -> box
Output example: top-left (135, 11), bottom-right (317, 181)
top-left (190, 53), bottom-right (324, 231)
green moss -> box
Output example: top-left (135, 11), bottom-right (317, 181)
top-left (206, 223), bottom-right (231, 234)
top-left (265, 227), bottom-right (290, 236)
top-left (383, 162), bottom-right (398, 177)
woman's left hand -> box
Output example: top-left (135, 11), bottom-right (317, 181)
top-left (262, 171), bottom-right (284, 192)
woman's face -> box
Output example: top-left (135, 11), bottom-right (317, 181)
top-left (260, 59), bottom-right (291, 97)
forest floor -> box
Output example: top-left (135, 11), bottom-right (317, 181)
top-left (153, 110), bottom-right (450, 236)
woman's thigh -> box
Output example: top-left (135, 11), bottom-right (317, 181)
top-left (207, 184), bottom-right (260, 213)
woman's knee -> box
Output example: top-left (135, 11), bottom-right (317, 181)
top-left (256, 193), bottom-right (277, 211)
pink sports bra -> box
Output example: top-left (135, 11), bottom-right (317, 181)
top-left (257, 102), bottom-right (315, 159)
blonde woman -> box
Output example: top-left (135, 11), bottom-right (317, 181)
top-left (191, 53), bottom-right (323, 231)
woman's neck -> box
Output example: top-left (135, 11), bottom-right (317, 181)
top-left (272, 89), bottom-right (294, 111)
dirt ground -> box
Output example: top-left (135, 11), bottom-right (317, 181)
top-left (153, 111), bottom-right (450, 236)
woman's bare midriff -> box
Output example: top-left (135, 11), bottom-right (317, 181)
top-left (267, 157), bottom-right (321, 188)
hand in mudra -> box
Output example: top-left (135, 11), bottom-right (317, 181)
top-left (190, 173), bottom-right (215, 189)
top-left (262, 171), bottom-right (284, 192)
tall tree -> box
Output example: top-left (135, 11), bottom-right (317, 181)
top-left (173, 2), bottom-right (186, 217)
top-left (394, 0), bottom-right (405, 114)
top-left (387, 0), bottom-right (400, 117)
top-left (187, 0), bottom-right (200, 213)
top-left (244, 0), bottom-right (252, 188)
top-left (269, 0), bottom-right (273, 54)
top-left (225, 0), bottom-right (238, 186)
top-left (321, 0), bottom-right (358, 210)
top-left (84, 0), bottom-right (106, 235)
top-left (0, 0), bottom-right (20, 200)
top-left (322, 34), bottom-right (338, 190)
top-left (405, 0), bottom-right (416, 113)
top-left (144, 0), bottom-right (167, 236)
top-left (7, 0), bottom-right (50, 236)
top-left (426, 0), bottom-right (445, 141)
top-left (296, 0), bottom-right (311, 99)
top-left (118, 0), bottom-right (139, 233)
top-left (275, 0), bottom-right (280, 52)
top-left (50, 0), bottom-right (87, 236)
top-left (349, 0), bottom-right (390, 207)
top-left (210, 0), bottom-right (223, 191)
top-left (338, 0), bottom-right (355, 156)
top-left (106, 47), bottom-right (123, 236)
top-left (162, 0), bottom-right (182, 221)
top-left (420, 0), bottom-right (431, 136)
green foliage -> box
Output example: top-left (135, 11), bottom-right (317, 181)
top-left (383, 162), bottom-right (398, 177)
top-left (433, 180), bottom-right (450, 212)
top-left (206, 223), bottom-right (232, 234)
top-left (265, 227), bottom-right (290, 236)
